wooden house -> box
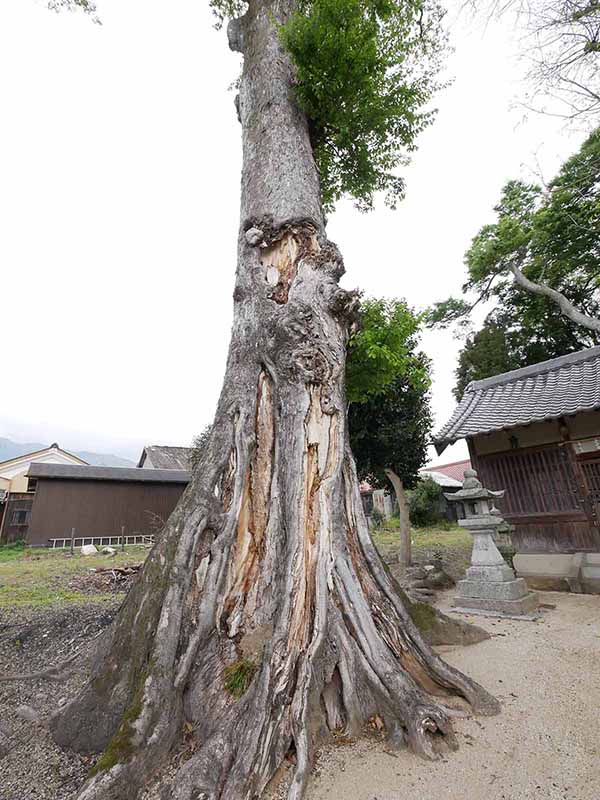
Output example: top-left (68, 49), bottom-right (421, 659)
top-left (25, 463), bottom-right (190, 547)
top-left (433, 346), bottom-right (600, 592)
top-left (0, 444), bottom-right (88, 543)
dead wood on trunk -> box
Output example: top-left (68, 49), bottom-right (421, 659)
top-left (49, 2), bottom-right (499, 798)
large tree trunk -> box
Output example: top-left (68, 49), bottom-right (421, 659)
top-left (50, 2), bottom-right (499, 798)
top-left (384, 468), bottom-right (411, 568)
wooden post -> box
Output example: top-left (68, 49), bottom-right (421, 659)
top-left (70, 528), bottom-right (75, 556)
top-left (121, 525), bottom-right (125, 552)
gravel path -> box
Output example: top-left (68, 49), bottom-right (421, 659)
top-left (308, 591), bottom-right (600, 800)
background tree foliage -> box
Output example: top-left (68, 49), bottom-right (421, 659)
top-left (348, 361), bottom-right (432, 488)
top-left (473, 0), bottom-right (600, 120)
top-left (346, 297), bottom-right (432, 489)
top-left (428, 128), bottom-right (600, 396)
top-left (281, 0), bottom-right (447, 210)
top-left (452, 308), bottom-right (591, 397)
top-left (346, 297), bottom-right (428, 403)
top-left (407, 475), bottom-right (443, 526)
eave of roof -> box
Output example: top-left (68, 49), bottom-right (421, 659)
top-left (433, 345), bottom-right (600, 453)
top-left (27, 463), bottom-right (190, 484)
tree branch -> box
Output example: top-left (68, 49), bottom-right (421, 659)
top-left (509, 263), bottom-right (600, 333)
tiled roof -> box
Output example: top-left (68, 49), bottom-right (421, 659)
top-left (434, 345), bottom-right (600, 453)
top-left (28, 463), bottom-right (190, 484)
top-left (138, 446), bottom-right (192, 470)
top-left (418, 469), bottom-right (462, 488)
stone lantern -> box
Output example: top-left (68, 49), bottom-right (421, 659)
top-left (445, 469), bottom-right (538, 619)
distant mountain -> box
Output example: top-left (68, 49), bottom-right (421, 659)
top-left (76, 451), bottom-right (136, 468)
top-left (0, 437), bottom-right (135, 468)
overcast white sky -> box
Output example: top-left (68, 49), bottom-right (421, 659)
top-left (0, 0), bottom-right (588, 464)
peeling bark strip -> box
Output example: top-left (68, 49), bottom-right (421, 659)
top-left (49, 1), bottom-right (499, 798)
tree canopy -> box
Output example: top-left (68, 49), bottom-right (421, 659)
top-left (346, 298), bottom-right (432, 487)
top-left (452, 309), bottom-right (592, 397)
top-left (281, 0), bottom-right (446, 211)
top-left (428, 128), bottom-right (600, 396)
top-left (348, 361), bottom-right (432, 488)
top-left (346, 297), bottom-right (428, 403)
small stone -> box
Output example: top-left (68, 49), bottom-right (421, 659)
top-left (425, 569), bottom-right (455, 590)
top-left (15, 705), bottom-right (40, 723)
top-left (101, 546), bottom-right (117, 556)
top-left (81, 544), bottom-right (98, 556)
top-left (245, 227), bottom-right (263, 246)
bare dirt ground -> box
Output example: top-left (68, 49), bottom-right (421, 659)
top-left (0, 601), bottom-right (120, 800)
top-left (1, 542), bottom-right (598, 800)
top-left (308, 591), bottom-right (600, 800)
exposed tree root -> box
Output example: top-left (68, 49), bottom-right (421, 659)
top-left (50, 400), bottom-right (499, 800)
top-left (49, 231), bottom-right (499, 800)
top-left (0, 654), bottom-right (79, 683)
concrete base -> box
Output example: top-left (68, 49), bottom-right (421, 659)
top-left (514, 552), bottom-right (600, 595)
top-left (452, 606), bottom-right (540, 622)
top-left (581, 553), bottom-right (600, 594)
top-left (452, 591), bottom-right (539, 618)
top-left (465, 564), bottom-right (515, 582)
top-left (457, 576), bottom-right (530, 601)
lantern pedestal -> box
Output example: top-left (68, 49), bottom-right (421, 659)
top-left (446, 471), bottom-right (539, 620)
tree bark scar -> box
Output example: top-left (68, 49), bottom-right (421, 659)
top-left (261, 227), bottom-right (320, 304)
top-left (221, 449), bottom-right (237, 513)
top-left (224, 372), bottom-right (275, 636)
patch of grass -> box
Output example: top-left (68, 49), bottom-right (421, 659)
top-left (223, 658), bottom-right (257, 699)
top-left (372, 522), bottom-right (471, 551)
top-left (0, 542), bottom-right (27, 562)
top-left (0, 546), bottom-right (149, 608)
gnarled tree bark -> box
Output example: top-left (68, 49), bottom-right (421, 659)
top-left (50, 2), bottom-right (499, 798)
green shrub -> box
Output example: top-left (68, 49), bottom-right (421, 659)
top-left (370, 507), bottom-right (385, 529)
top-left (408, 477), bottom-right (443, 527)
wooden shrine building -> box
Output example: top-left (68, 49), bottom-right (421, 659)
top-left (433, 346), bottom-right (600, 592)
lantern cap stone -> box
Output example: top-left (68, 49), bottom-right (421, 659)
top-left (444, 469), bottom-right (505, 502)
